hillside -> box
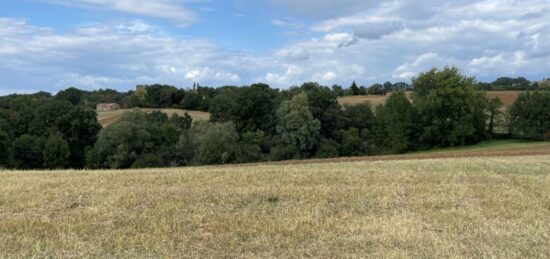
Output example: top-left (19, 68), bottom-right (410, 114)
top-left (97, 108), bottom-right (210, 127)
top-left (338, 91), bottom-right (521, 108)
top-left (1, 141), bottom-right (550, 257)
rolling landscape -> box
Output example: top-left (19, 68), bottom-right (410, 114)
top-left (2, 0), bottom-right (550, 258)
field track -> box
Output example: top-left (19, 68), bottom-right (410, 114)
top-left (249, 141), bottom-right (550, 167)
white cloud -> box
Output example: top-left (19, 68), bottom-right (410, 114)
top-left (271, 0), bottom-right (377, 18)
top-left (43, 0), bottom-right (197, 26)
top-left (275, 46), bottom-right (310, 61)
top-left (393, 53), bottom-right (458, 79)
top-left (2, 0), bottom-right (550, 94)
top-left (0, 19), bottom-right (253, 92)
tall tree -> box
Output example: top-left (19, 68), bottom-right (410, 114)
top-left (413, 67), bottom-right (487, 147)
top-left (275, 92), bottom-right (321, 158)
top-left (509, 91), bottom-right (550, 140)
top-left (349, 81), bottom-right (360, 96)
top-left (373, 91), bottom-right (415, 153)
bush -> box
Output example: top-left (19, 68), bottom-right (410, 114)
top-left (43, 134), bottom-right (70, 169)
top-left (197, 122), bottom-right (240, 165)
top-left (13, 134), bottom-right (46, 169)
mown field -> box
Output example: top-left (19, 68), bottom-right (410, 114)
top-left (1, 141), bottom-right (550, 257)
top-left (338, 91), bottom-right (521, 108)
top-left (97, 108), bottom-right (210, 127)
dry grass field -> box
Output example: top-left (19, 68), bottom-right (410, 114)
top-left (97, 108), bottom-right (210, 127)
top-left (338, 91), bottom-right (521, 108)
top-left (1, 141), bottom-right (550, 257)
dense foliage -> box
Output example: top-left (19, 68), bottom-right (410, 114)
top-left (1, 67), bottom-right (548, 169)
top-left (509, 91), bottom-right (550, 140)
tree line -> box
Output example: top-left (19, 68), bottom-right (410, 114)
top-left (1, 67), bottom-right (549, 169)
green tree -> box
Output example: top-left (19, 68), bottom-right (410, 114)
top-left (338, 127), bottom-right (368, 156)
top-left (13, 134), bottom-right (46, 169)
top-left (56, 106), bottom-right (102, 168)
top-left (43, 134), bottom-right (70, 169)
top-left (28, 99), bottom-right (73, 136)
top-left (175, 130), bottom-right (198, 166)
top-left (509, 91), bottom-right (550, 140)
top-left (238, 130), bottom-right (266, 163)
top-left (169, 112), bottom-right (193, 130)
top-left (298, 82), bottom-right (344, 138)
top-left (0, 130), bottom-right (12, 167)
top-left (486, 97), bottom-right (504, 137)
top-left (196, 122), bottom-right (240, 165)
top-left (342, 102), bottom-right (375, 131)
top-left (209, 87), bottom-right (240, 123)
top-left (56, 87), bottom-right (85, 105)
top-left (349, 81), bottom-right (360, 96)
top-left (373, 91), bottom-right (415, 153)
top-left (413, 67), bottom-right (487, 147)
top-left (86, 121), bottom-right (150, 169)
top-left (276, 93), bottom-right (321, 159)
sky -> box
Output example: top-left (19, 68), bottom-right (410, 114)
top-left (0, 0), bottom-right (549, 95)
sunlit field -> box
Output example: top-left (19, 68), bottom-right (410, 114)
top-left (2, 147), bottom-right (549, 257)
top-left (338, 91), bottom-right (521, 108)
top-left (97, 108), bottom-right (210, 127)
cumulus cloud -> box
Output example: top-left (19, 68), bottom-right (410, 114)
top-left (393, 53), bottom-right (458, 79)
top-left (0, 19), bottom-right (254, 91)
top-left (2, 0), bottom-right (550, 93)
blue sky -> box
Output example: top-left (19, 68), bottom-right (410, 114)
top-left (1, 0), bottom-right (549, 94)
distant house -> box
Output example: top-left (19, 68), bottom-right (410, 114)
top-left (96, 103), bottom-right (120, 112)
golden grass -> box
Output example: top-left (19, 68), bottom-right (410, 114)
top-left (97, 108), bottom-right (210, 127)
top-left (338, 91), bottom-right (522, 108)
top-left (2, 155), bottom-right (550, 257)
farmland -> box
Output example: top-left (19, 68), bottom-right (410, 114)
top-left (1, 141), bottom-right (550, 258)
top-left (338, 91), bottom-right (521, 108)
top-left (97, 108), bottom-right (210, 127)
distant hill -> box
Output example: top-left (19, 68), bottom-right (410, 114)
top-left (97, 108), bottom-right (210, 127)
top-left (338, 91), bottom-right (522, 108)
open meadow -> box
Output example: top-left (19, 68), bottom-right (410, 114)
top-left (1, 141), bottom-right (550, 258)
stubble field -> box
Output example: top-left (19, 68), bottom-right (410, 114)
top-left (1, 142), bottom-right (550, 257)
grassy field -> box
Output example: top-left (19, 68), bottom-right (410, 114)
top-left (1, 141), bottom-right (550, 257)
top-left (97, 108), bottom-right (210, 127)
top-left (338, 91), bottom-right (521, 108)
